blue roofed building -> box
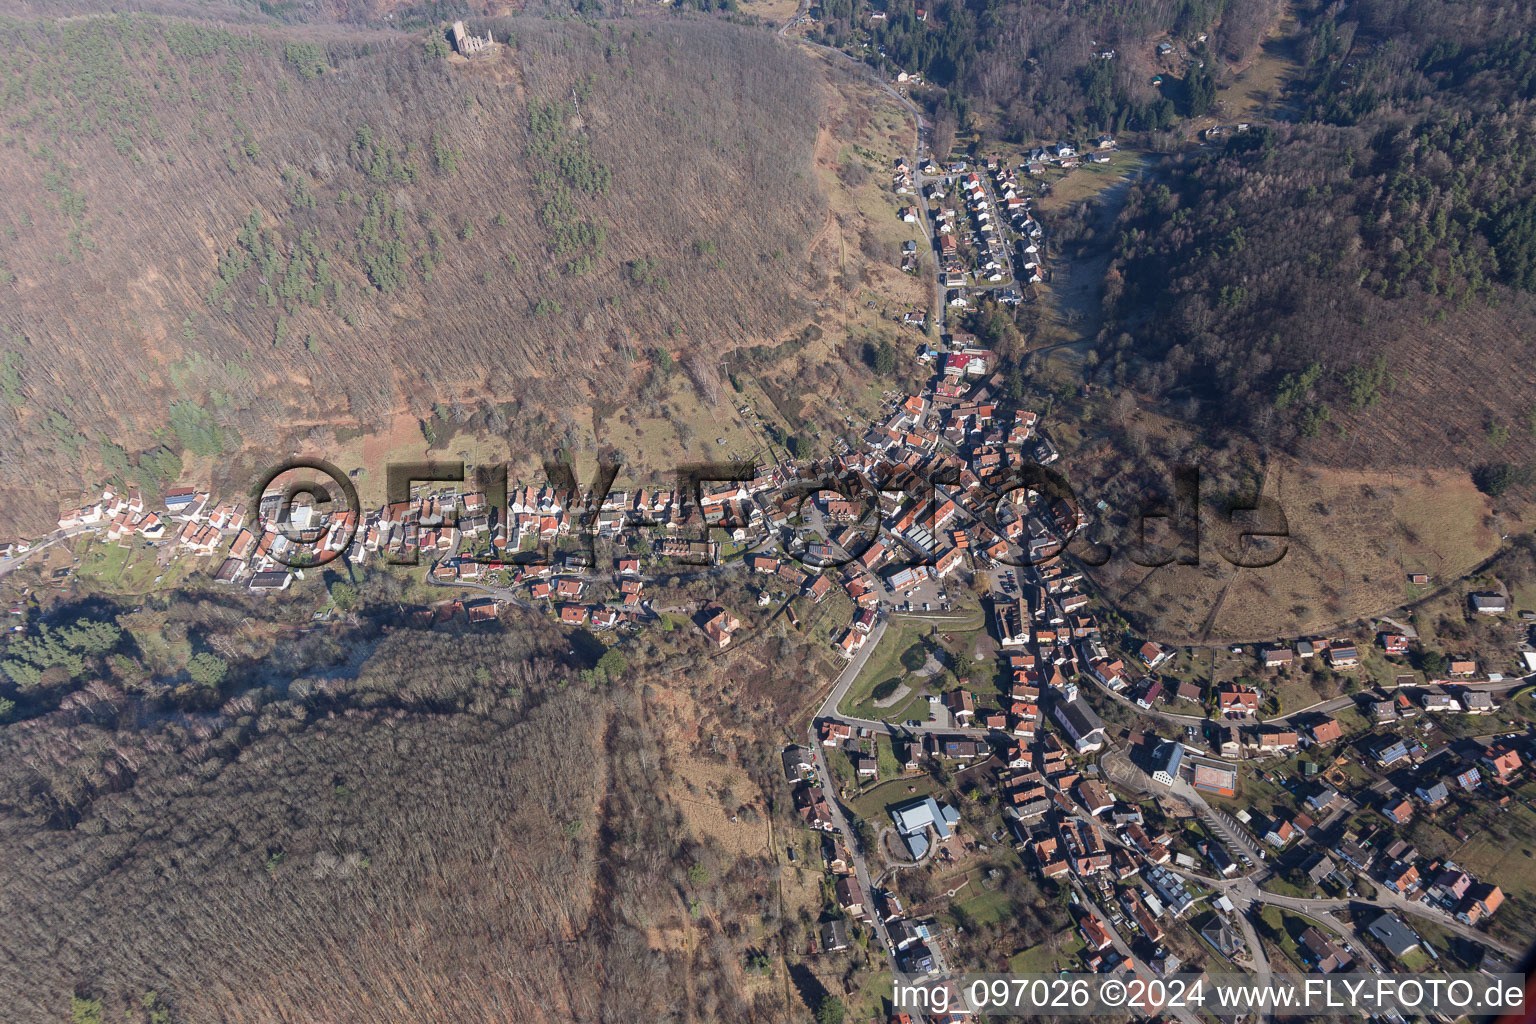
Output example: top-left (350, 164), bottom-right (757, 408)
top-left (1415, 780), bottom-right (1450, 806)
top-left (891, 796), bottom-right (961, 860)
top-left (1152, 740), bottom-right (1184, 786)
top-left (1144, 864), bottom-right (1198, 917)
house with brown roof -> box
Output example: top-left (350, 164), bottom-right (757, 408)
top-left (1256, 728), bottom-right (1299, 754)
top-left (1076, 779), bottom-right (1114, 816)
top-left (793, 784), bottom-right (833, 828)
top-left (1217, 684), bottom-right (1259, 715)
top-left (1386, 862), bottom-right (1420, 894)
top-left (1138, 640), bottom-right (1169, 669)
top-left (702, 607), bottom-right (740, 648)
top-left (1300, 927), bottom-right (1352, 973)
top-left (1309, 718), bottom-right (1343, 745)
top-left (836, 629), bottom-right (866, 658)
top-left (945, 689), bottom-right (976, 721)
top-left (1263, 646), bottom-right (1294, 668)
top-left (1264, 818), bottom-right (1298, 847)
top-left (1032, 837), bottom-right (1069, 878)
top-left (820, 721), bottom-right (852, 746)
top-left (1457, 883), bottom-right (1504, 924)
top-left (1482, 743), bottom-right (1523, 783)
top-left (1080, 915), bottom-right (1113, 951)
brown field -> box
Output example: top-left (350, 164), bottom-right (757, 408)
top-left (740, 0), bottom-right (803, 27)
top-left (224, 38), bottom-right (924, 494)
top-left (673, 756), bottom-right (776, 858)
top-left (1033, 154), bottom-right (1142, 215)
top-left (1088, 457), bottom-right (1498, 643)
top-left (1211, 4), bottom-right (1301, 122)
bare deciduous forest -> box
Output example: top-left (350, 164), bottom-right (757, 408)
top-left (0, 12), bottom-right (826, 531)
top-left (0, 621), bottom-right (770, 1023)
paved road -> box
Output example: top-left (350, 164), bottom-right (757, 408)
top-left (1084, 668), bottom-right (1535, 735)
top-left (1169, 862), bottom-right (1522, 961)
top-left (816, 613), bottom-right (998, 742)
top-left (912, 163), bottom-right (1023, 302)
top-left (0, 525), bottom-right (92, 579)
top-left (820, 616), bottom-right (889, 716)
top-left (807, 735), bottom-right (898, 973)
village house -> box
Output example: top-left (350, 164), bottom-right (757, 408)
top-left (819, 720), bottom-right (852, 747)
top-left (1326, 642), bottom-right (1360, 669)
top-left (1217, 684), bottom-right (1260, 716)
top-left (1309, 718), bottom-right (1343, 745)
top-left (701, 607), bottom-right (740, 648)
top-left (1300, 927), bottom-right (1352, 974)
top-left (1422, 692), bottom-right (1461, 713)
top-left (1482, 743), bottom-right (1522, 783)
top-left (1377, 738), bottom-right (1412, 767)
top-left (1263, 646), bottom-right (1294, 668)
top-left (1457, 882), bottom-right (1504, 924)
top-left (1470, 593), bottom-right (1507, 615)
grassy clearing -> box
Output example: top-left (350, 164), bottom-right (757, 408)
top-left (876, 735), bottom-right (903, 779)
top-left (947, 886), bottom-right (1014, 928)
top-left (1206, 763), bottom-right (1286, 820)
top-left (839, 618), bottom-right (936, 718)
top-left (847, 773), bottom-right (944, 824)
top-left (1268, 668), bottom-right (1346, 714)
top-left (1212, 37), bottom-right (1298, 123)
top-left (71, 536), bottom-right (201, 595)
top-left (1256, 906), bottom-right (1327, 972)
top-left (1009, 931), bottom-right (1086, 973)
top-left (1033, 153), bottom-right (1142, 214)
top-left (740, 0), bottom-right (800, 24)
top-left (1441, 799), bottom-right (1536, 902)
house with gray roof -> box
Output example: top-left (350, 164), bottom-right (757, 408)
top-left (1306, 853), bottom-right (1338, 885)
top-left (1201, 916), bottom-right (1246, 959)
top-left (1052, 697), bottom-right (1106, 753)
top-left (1368, 914), bottom-right (1421, 959)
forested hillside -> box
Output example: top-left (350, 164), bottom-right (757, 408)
top-left (1095, 0), bottom-right (1536, 493)
top-left (0, 13), bottom-right (825, 531)
top-left (814, 0), bottom-right (1281, 140)
top-left (0, 621), bottom-right (768, 1023)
